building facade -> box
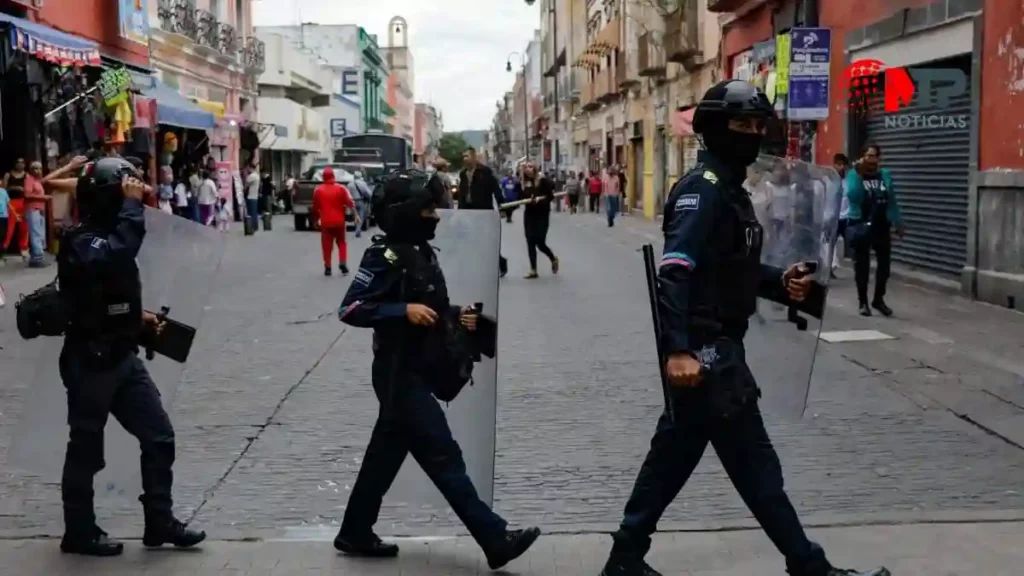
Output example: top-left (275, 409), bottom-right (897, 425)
top-left (255, 31), bottom-right (331, 179)
top-left (255, 23), bottom-right (390, 135)
top-left (381, 16), bottom-right (415, 142)
top-left (414, 102), bottom-right (442, 165)
top-left (148, 0), bottom-right (264, 169)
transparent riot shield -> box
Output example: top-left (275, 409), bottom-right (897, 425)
top-left (385, 209), bottom-right (500, 510)
top-left (743, 156), bottom-right (842, 420)
top-left (9, 207), bottom-right (226, 498)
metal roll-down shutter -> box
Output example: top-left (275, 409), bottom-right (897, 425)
top-left (861, 70), bottom-right (972, 277)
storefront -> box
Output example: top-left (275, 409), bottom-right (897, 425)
top-left (256, 96), bottom-right (325, 185)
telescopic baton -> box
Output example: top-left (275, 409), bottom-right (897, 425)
top-left (642, 244), bottom-right (676, 423)
top-left (498, 191), bottom-right (568, 210)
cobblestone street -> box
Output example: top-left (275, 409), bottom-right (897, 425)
top-left (2, 210), bottom-right (1024, 574)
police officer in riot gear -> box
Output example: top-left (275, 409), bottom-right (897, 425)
top-left (58, 157), bottom-right (206, 556)
top-left (335, 172), bottom-right (540, 569)
top-left (598, 81), bottom-right (888, 576)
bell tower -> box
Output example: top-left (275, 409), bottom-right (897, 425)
top-left (388, 16), bottom-right (408, 48)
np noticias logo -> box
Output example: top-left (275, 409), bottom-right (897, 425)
top-left (839, 58), bottom-right (968, 129)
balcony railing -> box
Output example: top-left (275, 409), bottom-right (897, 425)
top-left (596, 67), bottom-right (618, 103)
top-left (638, 32), bottom-right (666, 77)
top-left (581, 79), bottom-right (599, 111)
top-left (664, 0), bottom-right (701, 67)
top-left (157, 0), bottom-right (264, 72)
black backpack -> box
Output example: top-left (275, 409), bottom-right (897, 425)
top-left (16, 276), bottom-right (68, 339)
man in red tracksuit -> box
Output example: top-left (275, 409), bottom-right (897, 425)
top-left (313, 167), bottom-right (359, 276)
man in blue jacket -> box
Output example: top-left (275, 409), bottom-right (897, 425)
top-left (844, 143), bottom-right (903, 317)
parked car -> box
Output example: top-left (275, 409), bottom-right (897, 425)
top-left (292, 163), bottom-right (355, 231)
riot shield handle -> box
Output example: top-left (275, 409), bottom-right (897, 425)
top-left (786, 262), bottom-right (817, 331)
top-left (642, 244), bottom-right (676, 422)
top-left (145, 306), bottom-right (171, 360)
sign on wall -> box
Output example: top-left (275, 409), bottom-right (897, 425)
top-left (330, 118), bottom-right (348, 137)
top-left (788, 27), bottom-right (831, 121)
top-left (341, 69), bottom-right (360, 96)
top-left (119, 0), bottom-right (150, 46)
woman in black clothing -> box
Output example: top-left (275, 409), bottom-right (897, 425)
top-left (519, 162), bottom-right (559, 279)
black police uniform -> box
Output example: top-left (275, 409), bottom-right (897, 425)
top-left (334, 174), bottom-right (539, 570)
top-left (57, 157), bottom-right (204, 556)
top-left (600, 81), bottom-right (888, 576)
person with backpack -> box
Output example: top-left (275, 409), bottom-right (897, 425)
top-left (335, 172), bottom-right (540, 569)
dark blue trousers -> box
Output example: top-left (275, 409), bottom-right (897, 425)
top-left (342, 354), bottom-right (507, 544)
top-left (617, 400), bottom-right (830, 575)
top-left (60, 347), bottom-right (175, 535)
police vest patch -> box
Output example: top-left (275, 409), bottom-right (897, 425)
top-left (354, 268), bottom-right (374, 286)
top-left (90, 237), bottom-right (106, 250)
top-left (702, 170), bottom-right (718, 184)
top-left (107, 303), bottom-right (130, 316)
top-left (675, 194), bottom-right (700, 211)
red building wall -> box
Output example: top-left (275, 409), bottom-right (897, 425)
top-left (978, 1), bottom-right (1024, 170)
top-left (818, 0), bottom-right (944, 163)
top-left (33, 0), bottom-right (148, 68)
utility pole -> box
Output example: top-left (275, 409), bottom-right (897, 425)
top-left (550, 0), bottom-right (559, 174)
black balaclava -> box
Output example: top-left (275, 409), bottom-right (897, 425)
top-left (700, 114), bottom-right (764, 172)
top-left (382, 199), bottom-right (439, 243)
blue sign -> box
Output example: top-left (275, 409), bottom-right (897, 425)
top-left (341, 69), bottom-right (359, 96)
top-left (330, 118), bottom-right (347, 137)
top-left (788, 27), bottom-right (831, 121)
top-left (119, 0), bottom-right (150, 46)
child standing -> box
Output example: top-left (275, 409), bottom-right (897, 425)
top-left (216, 197), bottom-right (231, 233)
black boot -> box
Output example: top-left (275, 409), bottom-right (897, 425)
top-left (599, 532), bottom-right (662, 576)
top-left (324, 266), bottom-right (332, 277)
top-left (871, 298), bottom-right (893, 317)
top-left (339, 264), bottom-right (349, 276)
top-left (333, 530), bottom-right (399, 558)
top-left (484, 526), bottom-right (541, 570)
top-left (858, 301), bottom-right (872, 317)
top-left (60, 527), bottom-right (124, 557)
top-left (142, 517), bottom-right (206, 548)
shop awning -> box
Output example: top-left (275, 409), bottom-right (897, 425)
top-left (192, 99), bottom-right (226, 119)
top-left (0, 12), bottom-right (101, 67)
top-left (142, 81), bottom-right (216, 131)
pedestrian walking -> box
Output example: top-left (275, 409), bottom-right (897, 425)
top-left (616, 164), bottom-right (628, 214)
top-left (457, 147), bottom-right (508, 277)
top-left (2, 157), bottom-right (29, 257)
top-left (351, 170), bottom-right (374, 237)
top-left (54, 157), bottom-right (205, 557)
top-left (282, 173), bottom-right (295, 214)
top-left (845, 143), bottom-right (903, 317)
top-left (520, 162), bottom-right (559, 279)
top-left (335, 173), bottom-right (540, 569)
top-left (831, 153), bottom-right (851, 279)
top-left (244, 164), bottom-right (260, 231)
top-left (587, 170), bottom-right (602, 213)
top-left (157, 166), bottom-right (174, 215)
top-left (198, 171), bottom-right (219, 226)
top-left (500, 169), bottom-right (520, 223)
top-left (604, 165), bottom-right (622, 227)
top-left (0, 185), bottom-right (9, 265)
top-left (25, 161), bottom-right (49, 267)
top-left (215, 197), bottom-right (231, 233)
top-left (598, 80), bottom-right (888, 576)
top-left (565, 171), bottom-right (581, 214)
top-left (313, 166), bottom-right (358, 276)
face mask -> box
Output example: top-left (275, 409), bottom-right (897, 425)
top-left (404, 216), bottom-right (439, 241)
top-left (704, 127), bottom-right (763, 168)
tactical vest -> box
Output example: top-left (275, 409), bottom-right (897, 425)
top-left (58, 225), bottom-right (143, 364)
top-left (664, 163), bottom-right (764, 328)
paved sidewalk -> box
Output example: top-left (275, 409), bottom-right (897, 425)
top-left (3, 522), bottom-right (1021, 575)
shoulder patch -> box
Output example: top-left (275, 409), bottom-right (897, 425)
top-left (383, 248), bottom-right (398, 264)
top-left (90, 237), bottom-right (107, 250)
top-left (353, 268), bottom-right (375, 286)
top-left (702, 170), bottom-right (719, 184)
top-left (675, 194), bottom-right (700, 211)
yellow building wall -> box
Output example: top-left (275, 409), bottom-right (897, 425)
top-left (643, 120), bottom-right (655, 220)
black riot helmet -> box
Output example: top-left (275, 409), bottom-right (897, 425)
top-left (692, 80), bottom-right (775, 167)
top-left (373, 168), bottom-right (440, 242)
top-left (76, 156), bottom-right (140, 228)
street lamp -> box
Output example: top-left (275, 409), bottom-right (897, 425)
top-left (506, 51), bottom-right (530, 162)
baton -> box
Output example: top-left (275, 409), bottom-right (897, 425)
top-left (642, 244), bottom-right (675, 422)
top-left (499, 191), bottom-right (568, 210)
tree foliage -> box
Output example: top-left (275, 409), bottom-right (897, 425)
top-left (437, 132), bottom-right (471, 172)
